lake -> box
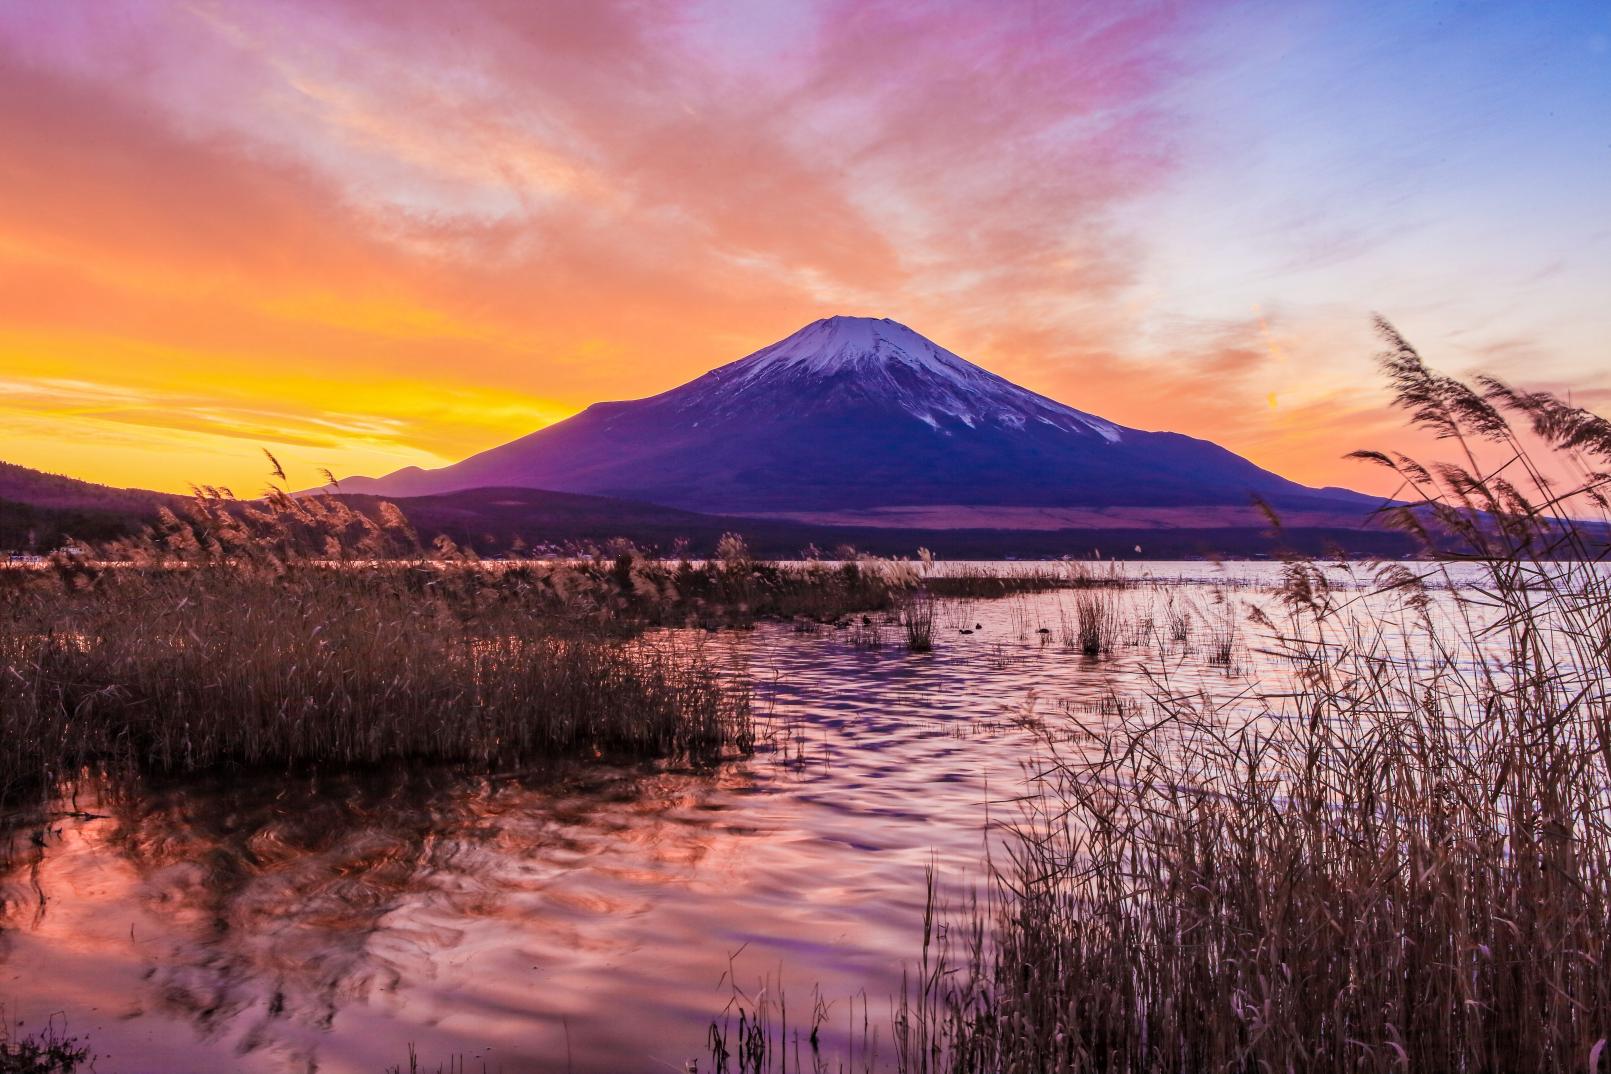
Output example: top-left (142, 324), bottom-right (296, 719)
top-left (0, 560), bottom-right (1480, 1072)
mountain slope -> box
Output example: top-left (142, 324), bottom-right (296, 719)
top-left (340, 316), bottom-right (1377, 521)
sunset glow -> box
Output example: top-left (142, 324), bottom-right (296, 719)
top-left (1, 1), bottom-right (1607, 495)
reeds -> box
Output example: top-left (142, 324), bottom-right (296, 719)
top-left (1202, 599), bottom-right (1240, 670)
top-left (1165, 599), bottom-right (1191, 645)
top-left (891, 323), bottom-right (1611, 1074)
top-left (3, 483), bottom-right (1089, 825)
top-left (902, 591), bottom-right (937, 652)
top-left (926, 566), bottom-right (1063, 599)
top-left (0, 491), bottom-right (759, 826)
top-left (1070, 590), bottom-right (1120, 656)
top-left (848, 616), bottom-right (886, 650)
top-left (922, 562), bottom-right (1129, 599)
top-left (0, 563), bottom-right (746, 815)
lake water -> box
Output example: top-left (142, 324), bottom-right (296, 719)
top-left (0, 561), bottom-right (1479, 1072)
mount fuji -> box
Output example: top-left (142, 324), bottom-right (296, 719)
top-left (338, 316), bottom-right (1377, 528)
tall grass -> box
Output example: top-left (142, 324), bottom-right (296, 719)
top-left (0, 565), bottom-right (747, 818)
top-left (1202, 597), bottom-right (1241, 670)
top-left (84, 489), bottom-right (908, 628)
top-left (1, 484), bottom-right (1080, 829)
top-left (902, 591), bottom-right (937, 652)
top-left (0, 492), bottom-right (754, 827)
top-left (890, 322), bottom-right (1611, 1073)
top-left (1070, 591), bottom-right (1120, 656)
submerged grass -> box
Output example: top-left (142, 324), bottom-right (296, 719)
top-left (901, 591), bottom-right (937, 652)
top-left (1069, 590), bottom-right (1120, 656)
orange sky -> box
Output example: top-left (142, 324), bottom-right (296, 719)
top-left (0, 2), bottom-right (1606, 498)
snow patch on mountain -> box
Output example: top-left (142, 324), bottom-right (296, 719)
top-left (724, 316), bottom-right (976, 382)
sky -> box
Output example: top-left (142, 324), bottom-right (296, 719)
top-left (0, 0), bottom-right (1606, 497)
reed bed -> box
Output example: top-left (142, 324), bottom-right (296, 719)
top-left (653, 547), bottom-right (903, 627)
top-left (0, 563), bottom-right (747, 815)
top-left (0, 493), bottom-right (763, 828)
top-left (888, 322), bottom-right (1611, 1073)
top-left (922, 562), bottom-right (1131, 600)
top-left (902, 582), bottom-right (1611, 1071)
top-left (0, 485), bottom-right (1075, 829)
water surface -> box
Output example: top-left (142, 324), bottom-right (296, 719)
top-left (0, 562), bottom-right (1453, 1072)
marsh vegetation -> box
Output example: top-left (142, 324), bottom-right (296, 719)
top-left (0, 489), bottom-right (1164, 832)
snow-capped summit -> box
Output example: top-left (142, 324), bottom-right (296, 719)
top-left (337, 316), bottom-right (1374, 523)
top-left (719, 315), bottom-right (991, 386)
top-left (692, 316), bottom-right (1120, 441)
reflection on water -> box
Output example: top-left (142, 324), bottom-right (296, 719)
top-left (0, 564), bottom-right (1439, 1072)
top-left (4, 761), bottom-right (769, 1073)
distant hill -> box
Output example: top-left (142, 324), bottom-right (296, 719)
top-left (0, 462), bottom-right (179, 551)
top-left (338, 486), bottom-right (1416, 559)
top-left (0, 460), bottom-right (1417, 559)
top-left (0, 461), bottom-right (179, 514)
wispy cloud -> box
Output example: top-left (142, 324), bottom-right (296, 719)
top-left (0, 374), bottom-right (420, 449)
